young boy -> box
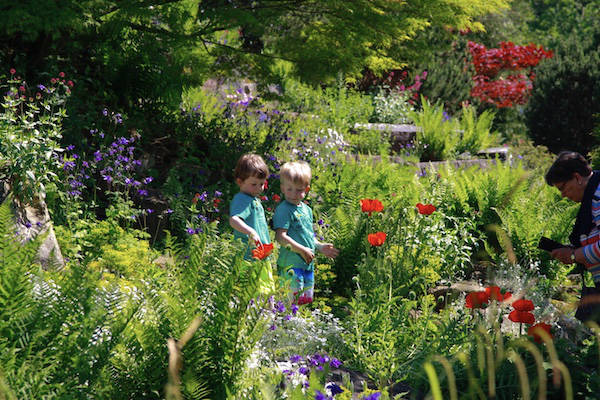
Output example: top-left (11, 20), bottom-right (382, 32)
top-left (273, 161), bottom-right (339, 304)
top-left (229, 153), bottom-right (274, 292)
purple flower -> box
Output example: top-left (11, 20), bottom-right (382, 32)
top-left (318, 219), bottom-right (324, 225)
top-left (165, 209), bottom-right (173, 214)
top-left (327, 383), bottom-right (343, 396)
top-left (284, 314), bottom-right (291, 321)
top-left (24, 222), bottom-right (32, 228)
top-left (101, 174), bottom-right (113, 183)
top-left (198, 191), bottom-right (208, 201)
top-left (315, 390), bottom-right (329, 400)
top-left (329, 358), bottom-right (342, 368)
top-left (143, 177), bottom-right (153, 184)
top-left (138, 189), bottom-right (148, 196)
top-left (291, 304), bottom-right (299, 315)
top-left (298, 366), bottom-right (310, 376)
top-left (214, 190), bottom-right (222, 197)
top-left (146, 209), bottom-right (154, 214)
top-left (362, 393), bottom-right (381, 400)
top-left (275, 301), bottom-right (286, 313)
top-left (289, 354), bottom-right (302, 363)
top-left (269, 324), bottom-right (277, 331)
top-left (186, 228), bottom-right (196, 235)
top-left (102, 108), bottom-right (108, 116)
top-left (66, 145), bottom-right (75, 151)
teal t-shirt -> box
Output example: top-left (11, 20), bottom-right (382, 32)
top-left (273, 200), bottom-right (315, 271)
top-left (230, 192), bottom-right (271, 260)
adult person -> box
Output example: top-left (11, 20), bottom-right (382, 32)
top-left (545, 151), bottom-right (600, 321)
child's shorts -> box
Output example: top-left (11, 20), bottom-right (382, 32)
top-left (278, 266), bottom-right (314, 301)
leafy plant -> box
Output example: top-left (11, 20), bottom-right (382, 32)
top-left (0, 71), bottom-right (71, 204)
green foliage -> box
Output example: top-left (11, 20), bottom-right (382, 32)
top-left (525, 32), bottom-right (600, 155)
top-left (280, 78), bottom-right (373, 131)
top-left (410, 99), bottom-right (500, 161)
top-left (0, 73), bottom-right (70, 204)
top-left (455, 106), bottom-right (499, 156)
top-left (411, 99), bottom-right (461, 161)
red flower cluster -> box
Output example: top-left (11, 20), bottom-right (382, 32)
top-left (508, 298), bottom-right (535, 324)
top-left (416, 203), bottom-right (436, 215)
top-left (360, 198), bottom-right (384, 216)
top-left (367, 232), bottom-right (387, 247)
top-left (467, 41), bottom-right (553, 108)
top-left (252, 243), bottom-right (274, 260)
top-left (272, 194), bottom-right (281, 202)
top-left (466, 285), bottom-right (512, 309)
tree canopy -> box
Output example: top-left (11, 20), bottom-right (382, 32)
top-left (1, 0), bottom-right (511, 86)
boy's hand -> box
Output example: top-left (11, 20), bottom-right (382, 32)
top-left (249, 231), bottom-right (261, 246)
top-left (319, 243), bottom-right (339, 259)
top-left (298, 246), bottom-right (315, 264)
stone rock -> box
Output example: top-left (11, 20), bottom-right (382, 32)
top-left (4, 188), bottom-right (65, 270)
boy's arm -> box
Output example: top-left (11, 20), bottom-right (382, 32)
top-left (229, 215), bottom-right (261, 245)
top-left (275, 228), bottom-right (315, 264)
top-left (314, 240), bottom-right (340, 259)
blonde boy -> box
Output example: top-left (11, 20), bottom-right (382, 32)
top-left (273, 161), bottom-right (339, 304)
top-left (229, 153), bottom-right (274, 292)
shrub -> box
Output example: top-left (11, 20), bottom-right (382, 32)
top-left (525, 33), bottom-right (600, 155)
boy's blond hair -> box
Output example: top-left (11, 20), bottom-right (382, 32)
top-left (279, 161), bottom-right (311, 187)
top-left (234, 153), bottom-right (268, 181)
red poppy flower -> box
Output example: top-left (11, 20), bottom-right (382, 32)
top-left (213, 198), bottom-right (222, 208)
top-left (263, 180), bottom-right (268, 189)
top-left (485, 286), bottom-right (512, 302)
top-left (486, 286), bottom-right (502, 301)
top-left (360, 199), bottom-right (384, 216)
top-left (508, 310), bottom-right (535, 324)
top-left (416, 203), bottom-right (436, 215)
top-left (252, 243), bottom-right (274, 260)
top-left (512, 299), bottom-right (534, 311)
top-left (367, 232), bottom-right (387, 246)
top-left (260, 195), bottom-right (267, 201)
top-left (466, 291), bottom-right (489, 309)
top-left (272, 194), bottom-right (281, 202)
top-left (527, 322), bottom-right (552, 344)
top-left (9, 68), bottom-right (16, 75)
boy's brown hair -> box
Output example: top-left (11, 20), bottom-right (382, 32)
top-left (234, 153), bottom-right (269, 182)
top-left (279, 161), bottom-right (311, 187)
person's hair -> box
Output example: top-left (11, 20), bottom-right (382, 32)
top-left (234, 153), bottom-right (268, 182)
top-left (279, 161), bottom-right (312, 187)
top-left (545, 151), bottom-right (592, 185)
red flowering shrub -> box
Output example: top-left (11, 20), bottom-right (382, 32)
top-left (468, 41), bottom-right (552, 108)
top-left (367, 232), bottom-right (387, 247)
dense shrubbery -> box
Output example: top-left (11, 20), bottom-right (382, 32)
top-left (525, 33), bottom-right (600, 155)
